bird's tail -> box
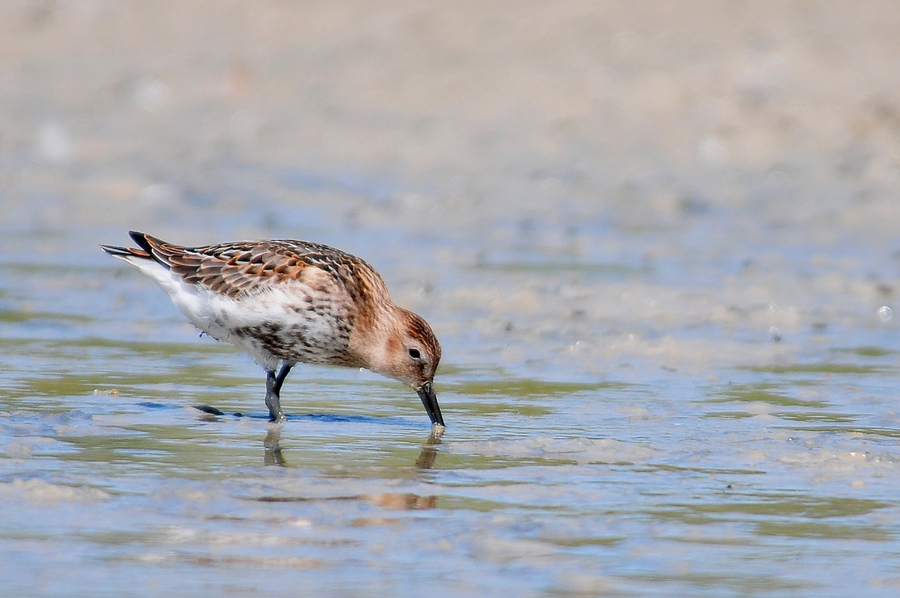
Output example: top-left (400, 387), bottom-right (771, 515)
top-left (100, 231), bottom-right (156, 263)
top-left (99, 244), bottom-right (145, 258)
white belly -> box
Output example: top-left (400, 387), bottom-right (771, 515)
top-left (129, 259), bottom-right (352, 370)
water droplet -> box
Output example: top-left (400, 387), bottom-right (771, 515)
top-left (878, 306), bottom-right (893, 321)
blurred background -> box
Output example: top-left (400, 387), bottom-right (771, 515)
top-left (3, 1), bottom-right (900, 596)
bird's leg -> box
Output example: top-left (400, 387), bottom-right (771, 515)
top-left (264, 363), bottom-right (293, 423)
top-left (264, 370), bottom-right (283, 422)
top-left (273, 362), bottom-right (292, 396)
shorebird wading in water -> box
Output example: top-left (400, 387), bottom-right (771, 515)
top-left (101, 231), bottom-right (444, 427)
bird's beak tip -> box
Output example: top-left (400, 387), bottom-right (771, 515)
top-left (416, 382), bottom-right (445, 427)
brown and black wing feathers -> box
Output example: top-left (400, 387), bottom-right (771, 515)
top-left (125, 231), bottom-right (389, 302)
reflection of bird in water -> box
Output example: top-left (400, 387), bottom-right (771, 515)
top-left (102, 231), bottom-right (444, 427)
top-left (263, 425), bottom-right (443, 470)
top-left (264, 427), bottom-right (285, 466)
top-left (415, 428), bottom-right (444, 470)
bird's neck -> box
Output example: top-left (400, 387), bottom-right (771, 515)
top-left (349, 302), bottom-right (405, 382)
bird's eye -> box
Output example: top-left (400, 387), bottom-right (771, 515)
top-left (408, 348), bottom-right (421, 360)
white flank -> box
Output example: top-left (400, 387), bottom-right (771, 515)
top-left (113, 253), bottom-right (347, 371)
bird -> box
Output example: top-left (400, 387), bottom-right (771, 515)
top-left (101, 231), bottom-right (444, 427)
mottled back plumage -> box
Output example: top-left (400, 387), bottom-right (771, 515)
top-left (136, 234), bottom-right (389, 303)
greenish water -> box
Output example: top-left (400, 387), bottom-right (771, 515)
top-left (3, 226), bottom-right (900, 598)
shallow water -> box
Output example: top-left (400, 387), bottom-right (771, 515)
top-left (4, 2), bottom-right (900, 597)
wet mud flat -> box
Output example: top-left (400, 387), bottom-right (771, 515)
top-left (3, 1), bottom-right (900, 596)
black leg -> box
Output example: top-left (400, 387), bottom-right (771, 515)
top-left (273, 362), bottom-right (292, 396)
top-left (265, 370), bottom-right (284, 423)
top-left (264, 363), bottom-right (293, 423)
